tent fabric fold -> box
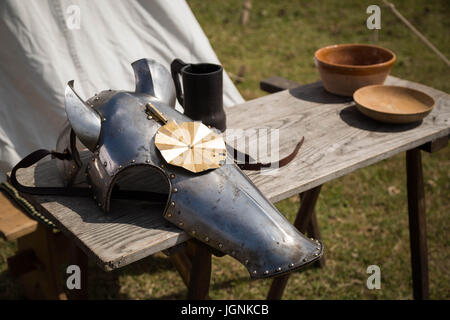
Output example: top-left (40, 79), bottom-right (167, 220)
top-left (0, 0), bottom-right (244, 177)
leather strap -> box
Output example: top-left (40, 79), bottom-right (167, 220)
top-left (234, 137), bottom-right (304, 170)
top-left (10, 149), bottom-right (167, 202)
top-left (11, 136), bottom-right (304, 199)
top-left (10, 149), bottom-right (84, 196)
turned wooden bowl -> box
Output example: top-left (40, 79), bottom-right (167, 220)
top-left (315, 44), bottom-right (396, 96)
top-left (353, 85), bottom-right (435, 123)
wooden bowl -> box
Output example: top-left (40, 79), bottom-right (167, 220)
top-left (353, 85), bottom-right (435, 123)
top-left (315, 44), bottom-right (396, 96)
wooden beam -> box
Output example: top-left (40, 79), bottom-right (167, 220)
top-left (260, 76), bottom-right (301, 93)
top-left (169, 250), bottom-right (192, 288)
top-left (14, 224), bottom-right (70, 299)
top-left (419, 135), bottom-right (448, 153)
top-left (304, 193), bottom-right (325, 269)
top-left (187, 240), bottom-right (212, 300)
top-left (7, 248), bottom-right (40, 278)
top-left (406, 148), bottom-right (429, 300)
top-left (0, 191), bottom-right (37, 241)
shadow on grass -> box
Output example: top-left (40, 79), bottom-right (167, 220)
top-left (88, 255), bottom-right (175, 299)
top-left (154, 276), bottom-right (252, 300)
top-left (118, 255), bottom-right (174, 276)
top-left (0, 270), bottom-right (22, 299)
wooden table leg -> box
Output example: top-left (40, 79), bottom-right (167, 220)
top-left (406, 148), bottom-right (429, 300)
top-left (187, 240), bottom-right (212, 300)
top-left (267, 185), bottom-right (322, 300)
top-left (169, 249), bottom-right (192, 288)
top-left (304, 195), bottom-right (325, 269)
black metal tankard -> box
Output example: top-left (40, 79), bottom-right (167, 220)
top-left (171, 59), bottom-right (226, 131)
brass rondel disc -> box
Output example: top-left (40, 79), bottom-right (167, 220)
top-left (155, 120), bottom-right (227, 173)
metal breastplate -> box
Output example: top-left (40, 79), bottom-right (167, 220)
top-left (56, 58), bottom-right (323, 279)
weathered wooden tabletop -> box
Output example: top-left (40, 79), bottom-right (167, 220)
top-left (13, 76), bottom-right (450, 271)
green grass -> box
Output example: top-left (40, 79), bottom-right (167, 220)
top-left (0, 0), bottom-right (448, 299)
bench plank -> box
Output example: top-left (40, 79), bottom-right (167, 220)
top-left (0, 191), bottom-right (37, 241)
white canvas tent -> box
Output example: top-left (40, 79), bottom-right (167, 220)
top-left (0, 0), bottom-right (244, 179)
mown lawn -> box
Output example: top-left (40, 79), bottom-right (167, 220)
top-left (0, 0), bottom-right (448, 299)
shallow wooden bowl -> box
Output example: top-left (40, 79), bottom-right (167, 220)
top-left (353, 85), bottom-right (435, 124)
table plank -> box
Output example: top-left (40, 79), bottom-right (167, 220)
top-left (11, 76), bottom-right (449, 271)
top-left (227, 76), bottom-right (449, 202)
top-left (13, 158), bottom-right (189, 271)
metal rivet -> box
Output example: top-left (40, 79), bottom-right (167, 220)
top-left (277, 267), bottom-right (282, 272)
top-left (303, 258), bottom-right (307, 262)
top-left (147, 115), bottom-right (153, 120)
top-left (119, 165), bottom-right (122, 169)
top-left (96, 145), bottom-right (99, 149)
top-left (315, 239), bottom-right (320, 243)
top-left (173, 188), bottom-right (178, 193)
top-left (253, 270), bottom-right (257, 275)
top-left (178, 222), bottom-right (184, 227)
top-left (131, 159), bottom-right (136, 163)
top-left (170, 201), bottom-right (175, 207)
top-left (289, 263), bottom-right (294, 268)
top-left (310, 238), bottom-right (314, 241)
top-left (218, 243), bottom-right (223, 248)
top-left (145, 159), bottom-right (150, 163)
top-left (205, 236), bottom-right (209, 242)
top-left (167, 213), bottom-right (172, 218)
top-left (161, 164), bottom-right (165, 168)
top-left (102, 118), bottom-right (106, 122)
top-left (314, 253), bottom-right (319, 256)
top-left (170, 173), bottom-right (175, 179)
top-left (264, 270), bottom-right (269, 275)
top-left (72, 165), bottom-right (76, 169)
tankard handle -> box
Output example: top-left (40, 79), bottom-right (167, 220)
top-left (170, 58), bottom-right (188, 107)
